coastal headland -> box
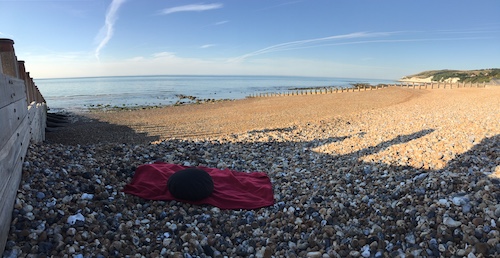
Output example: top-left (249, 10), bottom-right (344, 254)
top-left (5, 86), bottom-right (500, 257)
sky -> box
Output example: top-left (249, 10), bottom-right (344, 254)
top-left (0, 0), bottom-right (499, 80)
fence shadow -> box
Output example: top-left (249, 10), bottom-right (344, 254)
top-left (44, 113), bottom-right (160, 145)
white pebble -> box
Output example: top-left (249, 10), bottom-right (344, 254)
top-left (81, 193), bottom-right (94, 200)
top-left (443, 216), bottom-right (462, 227)
top-left (361, 245), bottom-right (371, 257)
top-left (438, 199), bottom-right (449, 207)
top-left (306, 251), bottom-right (322, 258)
top-left (23, 204), bottom-right (33, 212)
top-left (67, 213), bottom-right (85, 225)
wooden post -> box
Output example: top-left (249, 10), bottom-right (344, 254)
top-left (0, 38), bottom-right (19, 78)
top-left (25, 73), bottom-right (32, 103)
top-left (17, 61), bottom-right (26, 81)
top-left (17, 61), bottom-right (29, 105)
top-left (28, 75), bottom-right (36, 104)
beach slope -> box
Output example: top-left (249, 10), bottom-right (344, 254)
top-left (5, 86), bottom-right (500, 257)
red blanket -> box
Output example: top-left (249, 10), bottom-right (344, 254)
top-left (123, 162), bottom-right (274, 209)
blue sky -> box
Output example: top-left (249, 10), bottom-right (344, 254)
top-left (1, 0), bottom-right (499, 79)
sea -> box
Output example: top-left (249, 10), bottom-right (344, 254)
top-left (34, 75), bottom-right (396, 112)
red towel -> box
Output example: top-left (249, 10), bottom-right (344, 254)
top-left (123, 162), bottom-right (274, 209)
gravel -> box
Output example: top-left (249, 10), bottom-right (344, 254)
top-left (4, 87), bottom-right (500, 257)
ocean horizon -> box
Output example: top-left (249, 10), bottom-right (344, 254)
top-left (34, 75), bottom-right (397, 112)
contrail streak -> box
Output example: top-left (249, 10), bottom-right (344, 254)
top-left (95, 0), bottom-right (126, 60)
top-left (160, 3), bottom-right (223, 15)
top-left (230, 31), bottom-right (394, 62)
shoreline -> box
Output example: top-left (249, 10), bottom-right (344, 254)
top-left (5, 86), bottom-right (500, 257)
top-left (73, 87), bottom-right (420, 142)
top-left (39, 75), bottom-right (398, 113)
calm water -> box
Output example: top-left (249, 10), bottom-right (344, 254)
top-left (34, 75), bottom-right (396, 112)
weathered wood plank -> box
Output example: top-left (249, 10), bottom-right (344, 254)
top-left (0, 112), bottom-right (30, 202)
top-left (0, 113), bottom-right (30, 255)
top-left (0, 154), bottom-right (24, 256)
top-left (28, 103), bottom-right (47, 143)
top-left (0, 98), bottom-right (28, 152)
top-left (0, 74), bottom-right (25, 109)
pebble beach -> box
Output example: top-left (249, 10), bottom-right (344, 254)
top-left (3, 86), bottom-right (500, 257)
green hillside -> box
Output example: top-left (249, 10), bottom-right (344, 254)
top-left (402, 68), bottom-right (500, 83)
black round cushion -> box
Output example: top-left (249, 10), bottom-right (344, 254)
top-left (167, 168), bottom-right (214, 201)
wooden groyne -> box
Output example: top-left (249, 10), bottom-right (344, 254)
top-left (0, 38), bottom-right (46, 256)
top-left (247, 81), bottom-right (491, 98)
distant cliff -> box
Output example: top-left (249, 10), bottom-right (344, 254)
top-left (401, 69), bottom-right (500, 84)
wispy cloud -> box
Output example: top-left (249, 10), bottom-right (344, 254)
top-left (230, 31), bottom-right (395, 62)
top-left (214, 20), bottom-right (228, 25)
top-left (201, 44), bottom-right (216, 49)
top-left (201, 20), bottom-right (229, 28)
top-left (152, 52), bottom-right (177, 58)
top-left (230, 30), bottom-right (492, 63)
top-left (260, 0), bottom-right (302, 11)
top-left (160, 3), bottom-right (223, 15)
top-left (0, 31), bottom-right (14, 38)
top-left (94, 0), bottom-right (126, 60)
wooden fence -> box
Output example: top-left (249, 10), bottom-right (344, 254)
top-left (247, 81), bottom-right (489, 98)
top-left (0, 38), bottom-right (46, 256)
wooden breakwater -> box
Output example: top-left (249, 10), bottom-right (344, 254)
top-left (247, 81), bottom-right (491, 98)
top-left (0, 38), bottom-right (46, 256)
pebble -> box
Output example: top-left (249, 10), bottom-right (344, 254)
top-left (4, 88), bottom-right (500, 257)
top-left (81, 193), bottom-right (94, 200)
top-left (67, 213), bottom-right (85, 225)
top-left (306, 251), bottom-right (322, 258)
top-left (443, 216), bottom-right (462, 227)
top-left (35, 192), bottom-right (45, 199)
